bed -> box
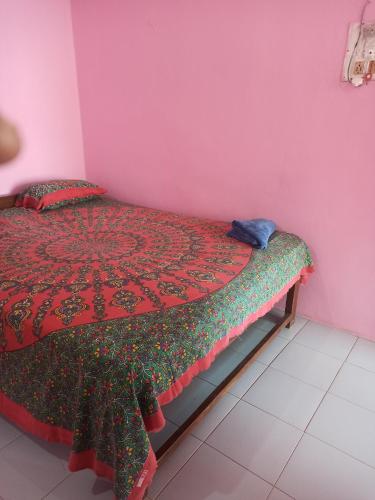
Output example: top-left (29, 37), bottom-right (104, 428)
top-left (0, 195), bottom-right (313, 499)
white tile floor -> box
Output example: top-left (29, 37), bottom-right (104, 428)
top-left (1, 315), bottom-right (375, 500)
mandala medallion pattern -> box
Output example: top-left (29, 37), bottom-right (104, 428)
top-left (0, 199), bottom-right (251, 351)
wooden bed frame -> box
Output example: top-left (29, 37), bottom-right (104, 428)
top-left (0, 194), bottom-right (16, 209)
top-left (155, 282), bottom-right (299, 461)
top-left (0, 194), bottom-right (301, 464)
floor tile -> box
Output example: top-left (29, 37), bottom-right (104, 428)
top-left (254, 308), bottom-right (308, 342)
top-left (149, 420), bottom-right (178, 453)
top-left (330, 362), bottom-right (375, 413)
top-left (256, 337), bottom-right (289, 365)
top-left (277, 434), bottom-right (375, 500)
top-left (207, 401), bottom-right (302, 483)
top-left (0, 453), bottom-right (48, 500)
top-left (199, 347), bottom-right (248, 386)
top-left (227, 361), bottom-right (267, 398)
top-left (230, 325), bottom-right (270, 356)
top-left (158, 443), bottom-right (272, 500)
top-left (0, 435), bottom-right (70, 499)
top-left (243, 367), bottom-right (325, 430)
top-left (0, 416), bottom-right (21, 450)
top-left (307, 393), bottom-right (375, 467)
top-left (347, 338), bottom-right (375, 373)
top-left (271, 341), bottom-right (342, 390)
top-left (45, 469), bottom-right (113, 499)
top-left (294, 321), bottom-right (357, 360)
top-left (268, 488), bottom-right (293, 500)
top-left (266, 308), bottom-right (285, 319)
top-left (278, 316), bottom-right (308, 342)
top-left (163, 377), bottom-right (215, 426)
top-left (147, 434), bottom-right (202, 499)
top-left (190, 393), bottom-right (239, 441)
top-left (256, 313), bottom-right (280, 332)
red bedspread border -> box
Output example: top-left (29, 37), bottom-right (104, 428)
top-left (155, 265), bottom-right (313, 412)
top-left (0, 264), bottom-right (313, 500)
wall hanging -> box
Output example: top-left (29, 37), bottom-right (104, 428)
top-left (343, 1), bottom-right (375, 86)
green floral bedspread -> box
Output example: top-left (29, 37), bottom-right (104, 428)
top-left (0, 200), bottom-right (313, 499)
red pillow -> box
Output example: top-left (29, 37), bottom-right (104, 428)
top-left (16, 180), bottom-right (106, 211)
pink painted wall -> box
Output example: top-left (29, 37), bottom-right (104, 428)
top-left (71, 0), bottom-right (375, 340)
top-left (0, 0), bottom-right (85, 194)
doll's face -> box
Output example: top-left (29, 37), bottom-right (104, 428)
top-left (0, 115), bottom-right (20, 164)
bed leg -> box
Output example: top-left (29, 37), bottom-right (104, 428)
top-left (285, 280), bottom-right (300, 328)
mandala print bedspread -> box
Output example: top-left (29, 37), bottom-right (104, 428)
top-left (0, 199), bottom-right (313, 499)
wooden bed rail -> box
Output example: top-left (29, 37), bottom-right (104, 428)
top-left (0, 195), bottom-right (17, 209)
top-left (155, 280), bottom-right (301, 461)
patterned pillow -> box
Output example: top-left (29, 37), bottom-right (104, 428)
top-left (15, 180), bottom-right (106, 211)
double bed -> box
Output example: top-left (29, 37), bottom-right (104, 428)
top-left (0, 195), bottom-right (313, 499)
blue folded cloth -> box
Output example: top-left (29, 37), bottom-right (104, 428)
top-left (227, 219), bottom-right (276, 249)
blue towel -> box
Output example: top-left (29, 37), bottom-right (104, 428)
top-left (227, 219), bottom-right (276, 249)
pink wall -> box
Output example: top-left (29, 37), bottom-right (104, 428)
top-left (0, 0), bottom-right (85, 194)
top-left (71, 0), bottom-right (375, 340)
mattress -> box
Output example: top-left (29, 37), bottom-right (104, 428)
top-left (0, 198), bottom-right (313, 499)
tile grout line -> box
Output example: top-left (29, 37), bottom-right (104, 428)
top-left (256, 336), bottom-right (292, 367)
top-left (154, 320), bottom-right (321, 496)
top-left (299, 335), bottom-right (374, 473)
top-left (266, 486), bottom-right (296, 500)
top-left (247, 363), bottom-right (328, 392)
top-left (177, 321), bottom-right (306, 438)
top-left (228, 364), bottom-right (268, 398)
top-left (225, 400), bottom-right (308, 491)
top-left (257, 318), bottom-right (312, 367)
top-left (291, 317), bottom-right (365, 342)
top-left (238, 337), bottom-right (375, 428)
top-left (291, 336), bottom-right (358, 361)
top-left (327, 391), bottom-right (375, 416)
top-left (40, 471), bottom-right (73, 500)
top-left (303, 429), bottom-right (375, 472)
top-left (260, 336), bottom-right (360, 393)
top-left (203, 440), bottom-right (275, 490)
top-left (7, 322), bottom-right (366, 500)
top-left (283, 318), bottom-right (358, 361)
top-left (239, 399), bottom-right (314, 433)
top-left (198, 327), bottom-right (316, 439)
top-left (0, 322), bottom-right (300, 500)
top-left (198, 397), bottom-right (242, 442)
top-left (230, 317), bottom-right (308, 375)
top-left (0, 324), bottom-right (365, 499)
top-left (281, 317), bottom-right (310, 340)
top-left (147, 334), bottom-right (375, 498)
top-left (257, 340), bottom-right (375, 400)
top-left (0, 428), bottom-right (73, 499)
top-left (240, 376), bottom-right (375, 437)
top-left (269, 417), bottom-right (307, 492)
top-left (155, 397), bottom-right (272, 498)
top-left (0, 433), bottom-right (23, 454)
top-left (302, 336), bottom-right (359, 432)
top-left (155, 394), bottom-right (241, 500)
top-left (154, 439), bottom-right (205, 499)
top-left (0, 425), bottom-right (73, 499)
top-left (237, 324), bottom-right (329, 396)
top-left (271, 337), bottom-right (360, 492)
top-left (345, 359), bottom-right (375, 375)
top-left (191, 395), bottom-right (241, 441)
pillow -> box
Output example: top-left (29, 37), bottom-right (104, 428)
top-left (15, 180), bottom-right (106, 211)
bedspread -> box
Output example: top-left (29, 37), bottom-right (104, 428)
top-left (0, 199), bottom-right (313, 499)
